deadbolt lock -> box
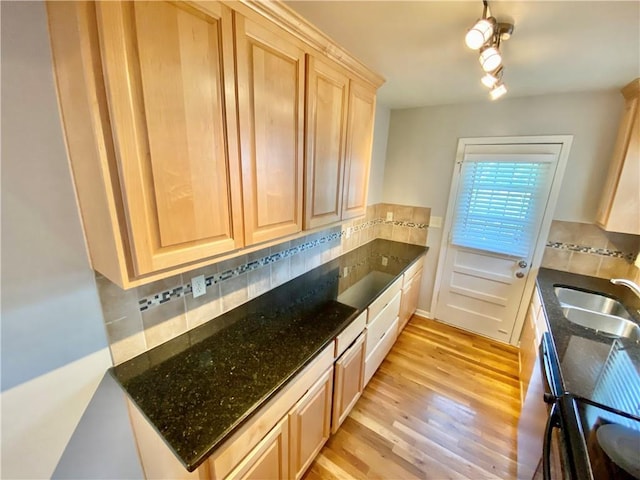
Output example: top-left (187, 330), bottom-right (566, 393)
top-left (518, 260), bottom-right (528, 269)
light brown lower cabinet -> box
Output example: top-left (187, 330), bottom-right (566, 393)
top-left (125, 268), bottom-right (423, 479)
top-left (398, 268), bottom-right (422, 332)
top-left (517, 287), bottom-right (549, 480)
top-left (288, 367), bottom-right (333, 480)
top-left (226, 416), bottom-right (289, 480)
top-left (331, 332), bottom-right (366, 434)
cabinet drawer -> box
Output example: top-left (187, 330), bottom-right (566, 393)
top-left (403, 256), bottom-right (425, 287)
top-left (226, 416), bottom-right (289, 480)
top-left (364, 317), bottom-right (398, 387)
top-left (367, 276), bottom-right (403, 323)
top-left (335, 311), bottom-right (367, 359)
top-left (366, 290), bottom-right (401, 355)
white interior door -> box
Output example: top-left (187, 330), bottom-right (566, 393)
top-left (435, 141), bottom-right (569, 343)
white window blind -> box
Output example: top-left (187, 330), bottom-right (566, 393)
top-left (451, 159), bottom-right (552, 257)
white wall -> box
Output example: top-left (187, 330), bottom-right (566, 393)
top-left (1, 2), bottom-right (140, 478)
top-left (383, 90), bottom-right (624, 311)
top-left (1, 1), bottom-right (108, 391)
top-left (367, 104), bottom-right (390, 205)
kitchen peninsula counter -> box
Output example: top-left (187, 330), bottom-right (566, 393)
top-left (111, 239), bottom-right (427, 471)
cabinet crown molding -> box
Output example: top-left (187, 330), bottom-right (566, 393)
top-left (621, 77), bottom-right (640, 101)
top-left (223, 0), bottom-right (385, 88)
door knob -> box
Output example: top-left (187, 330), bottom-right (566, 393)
top-left (518, 260), bottom-right (528, 269)
top-left (516, 271), bottom-right (525, 278)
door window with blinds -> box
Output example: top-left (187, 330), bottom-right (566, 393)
top-left (451, 153), bottom-right (555, 257)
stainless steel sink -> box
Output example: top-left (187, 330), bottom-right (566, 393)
top-left (561, 307), bottom-right (640, 341)
top-left (554, 286), bottom-right (639, 341)
top-left (554, 287), bottom-right (632, 320)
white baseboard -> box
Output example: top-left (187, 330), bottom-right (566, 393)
top-left (414, 309), bottom-right (433, 319)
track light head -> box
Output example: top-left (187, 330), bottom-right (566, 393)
top-left (465, 17), bottom-right (496, 50)
top-left (489, 82), bottom-right (508, 100)
top-left (479, 46), bottom-right (502, 72)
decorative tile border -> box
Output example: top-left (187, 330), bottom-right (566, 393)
top-left (546, 241), bottom-right (636, 262)
top-left (138, 217), bottom-right (429, 312)
top-left (349, 218), bottom-right (428, 232)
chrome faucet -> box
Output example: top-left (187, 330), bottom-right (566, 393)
top-left (611, 278), bottom-right (640, 299)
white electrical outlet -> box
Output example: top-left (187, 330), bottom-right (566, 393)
top-left (191, 275), bottom-right (206, 298)
top-left (381, 256), bottom-right (388, 266)
top-left (386, 211), bottom-right (393, 221)
top-left (345, 228), bottom-right (351, 239)
top-left (343, 267), bottom-right (349, 277)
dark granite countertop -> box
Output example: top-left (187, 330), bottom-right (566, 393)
top-left (111, 239), bottom-right (427, 471)
top-left (536, 268), bottom-right (640, 410)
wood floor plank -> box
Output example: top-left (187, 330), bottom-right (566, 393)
top-left (303, 316), bottom-right (520, 480)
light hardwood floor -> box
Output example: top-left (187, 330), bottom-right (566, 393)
top-left (303, 316), bottom-right (521, 480)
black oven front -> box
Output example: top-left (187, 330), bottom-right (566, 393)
top-left (542, 394), bottom-right (640, 480)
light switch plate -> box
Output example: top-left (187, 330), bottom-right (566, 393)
top-left (381, 256), bottom-right (388, 266)
top-left (386, 211), bottom-right (393, 221)
top-left (191, 275), bottom-right (206, 298)
top-left (430, 216), bottom-right (443, 228)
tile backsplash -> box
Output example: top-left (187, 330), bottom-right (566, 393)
top-left (542, 220), bottom-right (640, 281)
top-left (96, 203), bottom-right (431, 364)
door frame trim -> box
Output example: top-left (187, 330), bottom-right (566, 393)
top-left (431, 135), bottom-right (573, 345)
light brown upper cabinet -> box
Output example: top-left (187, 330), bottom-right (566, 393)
top-left (304, 56), bottom-right (350, 229)
top-left (48, 1), bottom-right (244, 286)
top-left (235, 14), bottom-right (305, 244)
top-left (48, 0), bottom-right (383, 288)
top-left (596, 78), bottom-right (640, 234)
top-left (304, 60), bottom-right (377, 229)
top-left (342, 81), bottom-right (377, 220)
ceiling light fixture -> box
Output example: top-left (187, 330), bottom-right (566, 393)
top-left (481, 67), bottom-right (502, 88)
top-left (465, 0), bottom-right (514, 100)
top-left (489, 82), bottom-right (508, 100)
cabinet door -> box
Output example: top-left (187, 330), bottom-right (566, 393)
top-left (304, 56), bottom-right (349, 229)
top-left (398, 269), bottom-right (422, 332)
top-left (96, 1), bottom-right (244, 275)
top-left (288, 367), bottom-right (333, 480)
top-left (518, 303), bottom-right (538, 403)
top-left (226, 416), bottom-right (289, 480)
top-left (517, 353), bottom-right (549, 480)
top-left (332, 333), bottom-right (365, 434)
top-left (342, 80), bottom-right (376, 220)
top-left (597, 80), bottom-right (640, 234)
top-left (235, 14), bottom-right (305, 245)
